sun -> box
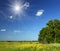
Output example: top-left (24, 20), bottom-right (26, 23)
top-left (9, 0), bottom-right (29, 16)
top-left (10, 0), bottom-right (22, 14)
top-left (13, 4), bottom-right (22, 14)
top-left (14, 4), bottom-right (21, 12)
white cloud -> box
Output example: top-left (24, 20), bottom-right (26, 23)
top-left (23, 2), bottom-right (29, 9)
top-left (9, 16), bottom-right (13, 19)
top-left (36, 9), bottom-right (44, 16)
top-left (0, 29), bottom-right (6, 32)
top-left (14, 30), bottom-right (23, 33)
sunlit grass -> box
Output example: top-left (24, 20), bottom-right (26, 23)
top-left (0, 42), bottom-right (60, 51)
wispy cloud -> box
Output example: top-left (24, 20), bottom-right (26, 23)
top-left (36, 9), bottom-right (44, 16)
top-left (14, 30), bottom-right (23, 33)
top-left (23, 2), bottom-right (30, 9)
top-left (0, 29), bottom-right (6, 32)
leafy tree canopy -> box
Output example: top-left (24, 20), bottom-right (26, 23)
top-left (38, 19), bottom-right (60, 43)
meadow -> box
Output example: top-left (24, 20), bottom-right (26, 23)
top-left (0, 42), bottom-right (60, 51)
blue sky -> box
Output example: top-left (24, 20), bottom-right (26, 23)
top-left (0, 0), bottom-right (60, 41)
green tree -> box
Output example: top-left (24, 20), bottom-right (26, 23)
top-left (38, 19), bottom-right (60, 43)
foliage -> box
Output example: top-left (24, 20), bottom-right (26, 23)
top-left (38, 19), bottom-right (60, 43)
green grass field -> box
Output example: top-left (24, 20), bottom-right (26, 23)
top-left (0, 42), bottom-right (60, 51)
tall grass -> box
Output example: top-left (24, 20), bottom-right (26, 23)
top-left (0, 42), bottom-right (60, 51)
